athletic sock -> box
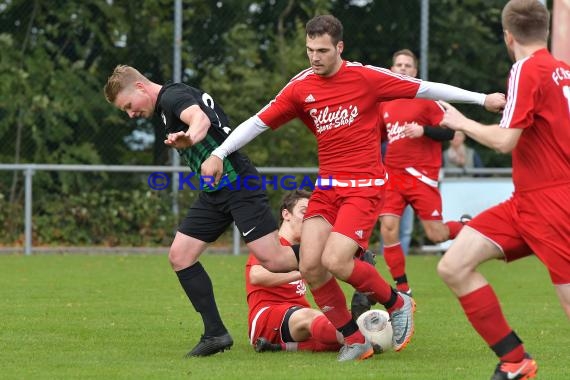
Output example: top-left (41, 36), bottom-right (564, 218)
top-left (176, 262), bottom-right (227, 337)
top-left (310, 314), bottom-right (341, 345)
top-left (383, 243), bottom-right (408, 291)
top-left (459, 285), bottom-right (525, 362)
top-left (347, 259), bottom-right (394, 304)
top-left (446, 221), bottom-right (463, 239)
top-left (394, 274), bottom-right (410, 293)
top-left (385, 289), bottom-right (404, 313)
top-left (311, 277), bottom-right (364, 344)
top-left (295, 340), bottom-right (342, 352)
top-left (491, 331), bottom-right (526, 363)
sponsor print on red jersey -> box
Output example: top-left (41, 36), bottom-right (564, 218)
top-left (379, 99), bottom-right (445, 170)
top-left (500, 48), bottom-right (570, 192)
top-left (257, 61), bottom-right (421, 180)
top-left (245, 237), bottom-right (310, 321)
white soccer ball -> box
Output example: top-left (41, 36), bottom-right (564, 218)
top-left (356, 309), bottom-right (393, 353)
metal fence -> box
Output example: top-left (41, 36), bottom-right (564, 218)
top-left (0, 164), bottom-right (511, 256)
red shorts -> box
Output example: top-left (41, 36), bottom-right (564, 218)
top-left (468, 183), bottom-right (570, 284)
top-left (380, 167), bottom-right (443, 221)
top-left (304, 186), bottom-right (384, 250)
top-left (248, 303), bottom-right (303, 345)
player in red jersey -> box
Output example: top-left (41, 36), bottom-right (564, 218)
top-left (246, 190), bottom-right (343, 353)
top-left (378, 49), bottom-right (467, 296)
top-left (437, 1), bottom-right (570, 378)
top-left (202, 15), bottom-right (505, 361)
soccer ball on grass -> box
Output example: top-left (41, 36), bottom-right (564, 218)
top-left (356, 309), bottom-right (393, 353)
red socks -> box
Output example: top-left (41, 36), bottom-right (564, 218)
top-left (311, 277), bottom-right (363, 343)
top-left (446, 221), bottom-right (463, 240)
top-left (459, 285), bottom-right (525, 362)
top-left (383, 243), bottom-right (409, 292)
top-left (310, 314), bottom-right (340, 345)
top-left (347, 259), bottom-right (394, 304)
top-left (289, 340), bottom-right (342, 352)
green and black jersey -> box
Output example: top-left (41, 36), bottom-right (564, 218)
top-left (155, 83), bottom-right (252, 192)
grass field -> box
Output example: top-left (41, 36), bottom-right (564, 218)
top-left (1, 253), bottom-right (568, 379)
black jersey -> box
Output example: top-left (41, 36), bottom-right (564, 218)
top-left (156, 83), bottom-right (252, 192)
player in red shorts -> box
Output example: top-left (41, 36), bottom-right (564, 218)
top-left (437, 1), bottom-right (569, 378)
top-left (378, 49), bottom-right (467, 296)
top-left (246, 190), bottom-right (343, 353)
top-left (202, 15), bottom-right (505, 361)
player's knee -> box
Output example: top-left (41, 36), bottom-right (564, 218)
top-left (291, 308), bottom-right (318, 334)
top-left (299, 261), bottom-right (318, 278)
top-left (425, 231), bottom-right (446, 243)
top-left (425, 225), bottom-right (447, 243)
top-left (168, 247), bottom-right (185, 269)
top-left (300, 261), bottom-right (327, 287)
top-left (437, 256), bottom-right (460, 284)
top-left (321, 252), bottom-right (350, 278)
top-left (168, 245), bottom-right (197, 270)
top-left (436, 259), bottom-right (450, 282)
top-left (381, 223), bottom-right (399, 241)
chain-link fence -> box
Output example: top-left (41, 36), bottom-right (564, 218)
top-left (1, 0), bottom-right (537, 251)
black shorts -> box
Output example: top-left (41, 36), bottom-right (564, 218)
top-left (178, 169), bottom-right (278, 243)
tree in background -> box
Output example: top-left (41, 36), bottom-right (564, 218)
top-left (0, 0), bottom-right (524, 246)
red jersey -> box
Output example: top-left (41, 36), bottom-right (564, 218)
top-left (257, 61), bottom-right (421, 179)
top-left (379, 99), bottom-right (445, 171)
top-left (245, 237), bottom-right (310, 321)
top-left (500, 49), bottom-right (570, 192)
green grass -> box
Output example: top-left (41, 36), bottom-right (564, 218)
top-left (1, 254), bottom-right (568, 379)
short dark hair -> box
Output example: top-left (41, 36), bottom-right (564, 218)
top-left (502, 0), bottom-right (549, 44)
top-left (392, 49), bottom-right (418, 69)
top-left (306, 15), bottom-right (343, 46)
top-left (279, 190), bottom-right (311, 222)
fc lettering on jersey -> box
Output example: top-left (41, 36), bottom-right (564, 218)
top-left (551, 66), bottom-right (570, 86)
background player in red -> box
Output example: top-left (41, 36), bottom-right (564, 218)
top-left (202, 15), bottom-right (505, 361)
top-left (246, 190), bottom-right (343, 353)
top-left (378, 49), bottom-right (468, 296)
top-left (437, 1), bottom-right (570, 378)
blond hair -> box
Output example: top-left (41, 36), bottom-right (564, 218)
top-left (103, 65), bottom-right (148, 103)
top-left (502, 0), bottom-right (549, 44)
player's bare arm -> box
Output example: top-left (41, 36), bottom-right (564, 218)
top-left (249, 265), bottom-right (302, 287)
top-left (164, 105), bottom-right (211, 149)
top-left (439, 100), bottom-right (522, 153)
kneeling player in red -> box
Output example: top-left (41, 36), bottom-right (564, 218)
top-left (246, 190), bottom-right (343, 353)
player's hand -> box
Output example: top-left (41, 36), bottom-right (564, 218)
top-left (439, 101), bottom-right (470, 131)
top-left (403, 122), bottom-right (424, 138)
top-left (164, 131), bottom-right (193, 149)
top-left (483, 92), bottom-right (506, 113)
top-left (201, 155), bottom-right (224, 186)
